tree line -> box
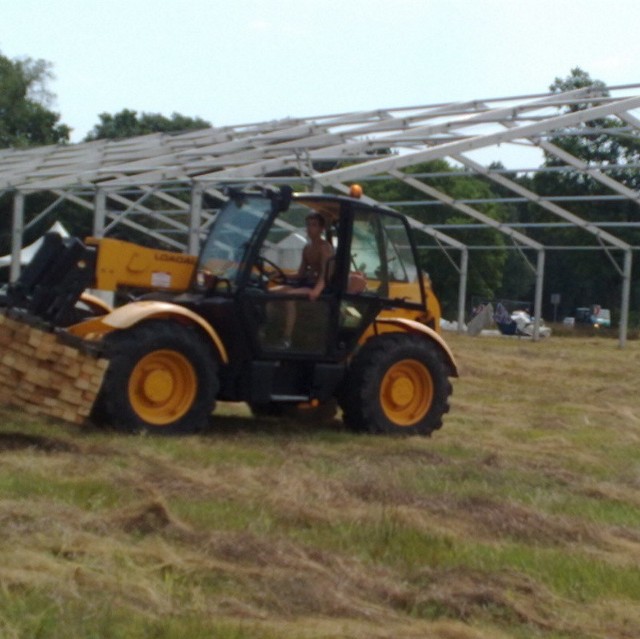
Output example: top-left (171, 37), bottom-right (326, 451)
top-left (1, 52), bottom-right (639, 323)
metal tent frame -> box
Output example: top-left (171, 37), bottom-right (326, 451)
top-left (2, 83), bottom-right (640, 345)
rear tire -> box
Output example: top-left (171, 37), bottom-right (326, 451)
top-left (338, 333), bottom-right (451, 436)
top-left (97, 320), bottom-right (218, 434)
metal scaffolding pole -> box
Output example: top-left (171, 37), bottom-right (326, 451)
top-left (619, 250), bottom-right (632, 348)
top-left (10, 191), bottom-right (24, 283)
top-left (1, 86), bottom-right (639, 344)
top-left (189, 183), bottom-right (204, 255)
top-left (457, 248), bottom-right (469, 333)
top-left (532, 250), bottom-right (545, 342)
top-left (90, 187), bottom-right (117, 307)
top-left (93, 188), bottom-right (107, 237)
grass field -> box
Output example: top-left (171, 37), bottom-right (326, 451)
top-left (1, 332), bottom-right (639, 639)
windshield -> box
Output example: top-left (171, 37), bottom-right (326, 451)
top-left (198, 195), bottom-right (272, 287)
top-left (259, 201), bottom-right (339, 272)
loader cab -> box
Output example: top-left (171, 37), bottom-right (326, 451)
top-left (196, 186), bottom-right (426, 362)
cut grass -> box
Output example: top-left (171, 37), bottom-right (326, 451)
top-left (0, 334), bottom-right (639, 638)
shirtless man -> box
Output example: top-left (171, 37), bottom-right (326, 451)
top-left (272, 213), bottom-right (333, 347)
top-left (293, 213), bottom-right (334, 300)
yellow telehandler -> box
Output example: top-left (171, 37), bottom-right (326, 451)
top-left (1, 185), bottom-right (457, 435)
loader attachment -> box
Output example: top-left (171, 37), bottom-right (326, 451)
top-left (3, 232), bottom-right (96, 327)
top-left (0, 233), bottom-right (108, 427)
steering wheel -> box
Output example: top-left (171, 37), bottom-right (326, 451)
top-left (255, 256), bottom-right (288, 286)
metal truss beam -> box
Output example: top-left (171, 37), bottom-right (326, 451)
top-left (4, 84), bottom-right (640, 345)
top-left (454, 155), bottom-right (631, 250)
top-left (313, 97), bottom-right (640, 186)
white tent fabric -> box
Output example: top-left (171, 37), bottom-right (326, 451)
top-left (0, 221), bottom-right (69, 268)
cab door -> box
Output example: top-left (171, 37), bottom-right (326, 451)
top-left (335, 205), bottom-right (425, 350)
top-left (238, 199), bottom-right (341, 358)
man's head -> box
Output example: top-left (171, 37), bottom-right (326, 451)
top-left (305, 213), bottom-right (326, 239)
top-left (305, 212), bottom-right (325, 227)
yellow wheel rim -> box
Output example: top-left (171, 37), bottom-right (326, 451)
top-left (380, 359), bottom-right (433, 427)
top-left (128, 350), bottom-right (197, 426)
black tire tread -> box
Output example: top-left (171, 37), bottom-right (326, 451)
top-left (338, 333), bottom-right (452, 436)
top-left (95, 320), bottom-right (218, 434)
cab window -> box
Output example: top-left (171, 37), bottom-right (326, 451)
top-left (350, 209), bottom-right (417, 297)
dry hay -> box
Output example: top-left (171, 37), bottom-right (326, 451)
top-left (1, 333), bottom-right (640, 638)
top-left (0, 431), bottom-right (80, 454)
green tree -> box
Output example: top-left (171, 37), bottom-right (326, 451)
top-left (0, 51), bottom-right (70, 276)
top-left (547, 67), bottom-right (640, 169)
top-left (85, 109), bottom-right (211, 140)
top-left (0, 51), bottom-right (70, 148)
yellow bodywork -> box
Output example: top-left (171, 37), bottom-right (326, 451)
top-left (385, 275), bottom-right (442, 331)
top-left (85, 237), bottom-right (197, 292)
top-left (72, 237), bottom-right (445, 374)
top-left (354, 275), bottom-right (441, 333)
top-left (78, 292), bottom-right (112, 315)
top-left (67, 300), bottom-right (229, 364)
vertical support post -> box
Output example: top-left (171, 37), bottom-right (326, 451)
top-left (457, 248), bottom-right (469, 333)
top-left (90, 187), bottom-right (116, 307)
top-left (10, 190), bottom-right (24, 283)
top-left (189, 182), bottom-right (203, 255)
top-left (93, 188), bottom-right (106, 237)
top-left (532, 249), bottom-right (545, 341)
top-left (619, 249), bottom-right (632, 348)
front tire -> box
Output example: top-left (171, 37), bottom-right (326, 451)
top-left (97, 320), bottom-right (218, 434)
top-left (339, 333), bottom-right (451, 436)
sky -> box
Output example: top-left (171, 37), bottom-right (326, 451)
top-left (2, 0), bottom-right (640, 143)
